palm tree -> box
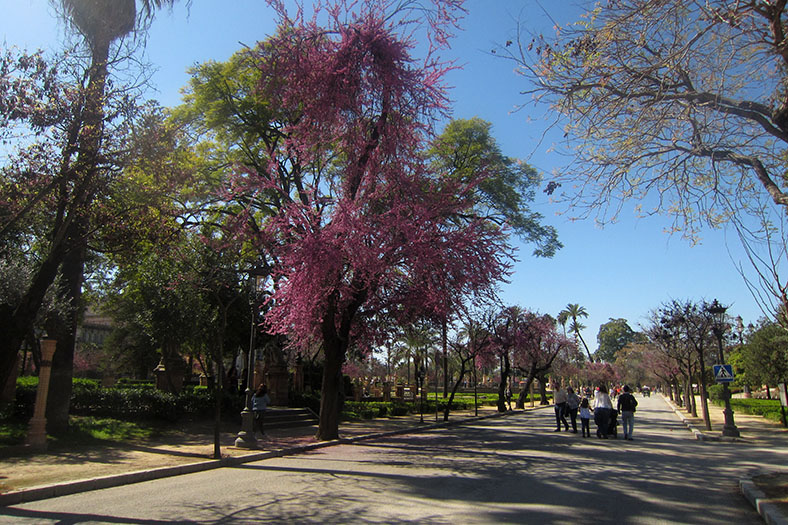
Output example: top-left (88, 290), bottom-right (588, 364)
top-left (557, 310), bottom-right (570, 336)
top-left (559, 303), bottom-right (593, 361)
top-left (40, 0), bottom-right (184, 434)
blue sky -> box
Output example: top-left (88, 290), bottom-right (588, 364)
top-left (1, 0), bottom-right (769, 350)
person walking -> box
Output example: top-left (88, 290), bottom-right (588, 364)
top-left (593, 385), bottom-right (613, 438)
top-left (553, 382), bottom-right (569, 432)
top-left (566, 387), bottom-right (580, 433)
top-left (617, 384), bottom-right (639, 440)
top-left (579, 397), bottom-right (592, 437)
top-left (252, 383), bottom-right (271, 438)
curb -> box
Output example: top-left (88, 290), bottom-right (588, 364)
top-left (0, 407), bottom-right (535, 507)
top-left (740, 479), bottom-right (788, 525)
top-left (660, 394), bottom-right (740, 442)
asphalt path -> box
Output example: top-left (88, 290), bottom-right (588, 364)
top-left (0, 395), bottom-right (777, 524)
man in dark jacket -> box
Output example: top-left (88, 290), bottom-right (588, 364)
top-left (617, 385), bottom-right (638, 440)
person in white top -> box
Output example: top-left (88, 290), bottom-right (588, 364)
top-left (593, 385), bottom-right (613, 438)
top-left (553, 382), bottom-right (569, 432)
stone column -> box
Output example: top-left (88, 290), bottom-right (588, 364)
top-left (27, 337), bottom-right (57, 450)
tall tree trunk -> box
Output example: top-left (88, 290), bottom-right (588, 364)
top-left (315, 285), bottom-right (367, 441)
top-left (576, 331), bottom-right (593, 362)
top-left (697, 352), bottom-right (711, 431)
top-left (444, 354), bottom-right (471, 421)
top-left (515, 365), bottom-right (537, 409)
top-left (442, 318), bottom-right (448, 398)
top-left (496, 352), bottom-right (510, 412)
top-left (317, 336), bottom-right (344, 441)
top-left (46, 228), bottom-right (87, 434)
top-left (0, 33), bottom-right (110, 407)
top-left (537, 373), bottom-right (549, 405)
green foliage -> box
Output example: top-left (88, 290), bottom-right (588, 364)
top-left (428, 118), bottom-right (561, 257)
top-left (340, 397), bottom-right (478, 421)
top-left (707, 384), bottom-right (724, 402)
top-left (596, 318), bottom-right (643, 363)
top-left (10, 376), bottom-right (240, 423)
top-left (115, 379), bottom-right (156, 390)
top-left (711, 398), bottom-right (786, 425)
top-left (739, 322), bottom-right (788, 389)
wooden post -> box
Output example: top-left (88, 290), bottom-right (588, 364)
top-left (27, 337), bottom-right (57, 450)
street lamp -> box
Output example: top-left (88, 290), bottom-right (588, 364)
top-left (235, 265), bottom-right (270, 449)
top-left (707, 299), bottom-right (740, 438)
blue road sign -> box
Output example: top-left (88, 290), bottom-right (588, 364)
top-left (713, 364), bottom-right (734, 383)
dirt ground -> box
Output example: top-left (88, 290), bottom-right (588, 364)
top-left (0, 420), bottom-right (320, 493)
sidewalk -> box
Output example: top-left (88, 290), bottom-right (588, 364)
top-left (0, 404), bottom-right (533, 506)
top-left (663, 394), bottom-right (788, 525)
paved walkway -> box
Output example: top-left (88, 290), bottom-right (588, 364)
top-left (2, 395), bottom-right (788, 523)
top-left (0, 404), bottom-right (524, 505)
top-left (662, 393), bottom-right (788, 524)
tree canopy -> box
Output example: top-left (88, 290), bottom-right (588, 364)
top-left (596, 318), bottom-right (643, 363)
top-left (511, 0), bottom-right (788, 240)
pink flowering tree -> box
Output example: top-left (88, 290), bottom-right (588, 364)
top-left (488, 306), bottom-right (526, 412)
top-left (510, 311), bottom-right (578, 409)
top-left (445, 314), bottom-right (493, 421)
top-left (229, 0), bottom-right (524, 440)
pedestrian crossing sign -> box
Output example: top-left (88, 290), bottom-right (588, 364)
top-left (713, 364), bottom-right (734, 383)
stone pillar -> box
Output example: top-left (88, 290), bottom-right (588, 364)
top-left (293, 360), bottom-right (304, 394)
top-left (266, 364), bottom-right (289, 406)
top-left (27, 338), bottom-right (56, 450)
top-left (153, 358), bottom-right (185, 393)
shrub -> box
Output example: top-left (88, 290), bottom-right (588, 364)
top-left (708, 384), bottom-right (724, 402)
top-left (712, 397), bottom-right (786, 425)
top-left (10, 377), bottom-right (234, 423)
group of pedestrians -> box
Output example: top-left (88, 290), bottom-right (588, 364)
top-left (552, 382), bottom-right (639, 440)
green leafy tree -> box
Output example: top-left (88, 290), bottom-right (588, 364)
top-left (427, 117), bottom-right (561, 258)
top-left (0, 1), bottom-right (187, 433)
top-left (596, 318), bottom-right (644, 363)
top-left (740, 321), bottom-right (788, 394)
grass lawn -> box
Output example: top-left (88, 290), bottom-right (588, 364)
top-left (0, 416), bottom-right (163, 451)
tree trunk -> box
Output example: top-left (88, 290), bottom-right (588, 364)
top-left (444, 356), bottom-right (469, 421)
top-left (316, 336), bottom-right (344, 441)
top-left (0, 34), bottom-right (110, 411)
top-left (442, 318), bottom-right (448, 398)
top-left (45, 229), bottom-right (87, 435)
top-left (538, 374), bottom-right (549, 405)
top-left (697, 353), bottom-right (711, 431)
top-left (515, 368), bottom-right (536, 410)
top-left (0, 248), bottom-right (68, 393)
top-left (496, 352), bottom-right (510, 412)
top-left (577, 331), bottom-right (593, 362)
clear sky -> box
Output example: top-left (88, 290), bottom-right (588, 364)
top-left (1, 0), bottom-right (769, 351)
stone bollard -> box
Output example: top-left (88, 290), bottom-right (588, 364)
top-left (27, 337), bottom-right (57, 451)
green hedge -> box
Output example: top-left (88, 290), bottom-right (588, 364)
top-left (729, 398), bottom-right (785, 424)
top-left (9, 377), bottom-right (241, 423)
top-left (342, 398), bottom-right (476, 420)
top-left (709, 395), bottom-right (785, 425)
top-left (9, 379), bottom-right (482, 424)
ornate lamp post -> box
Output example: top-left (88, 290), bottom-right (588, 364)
top-left (235, 266), bottom-right (270, 449)
top-left (707, 299), bottom-right (740, 438)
